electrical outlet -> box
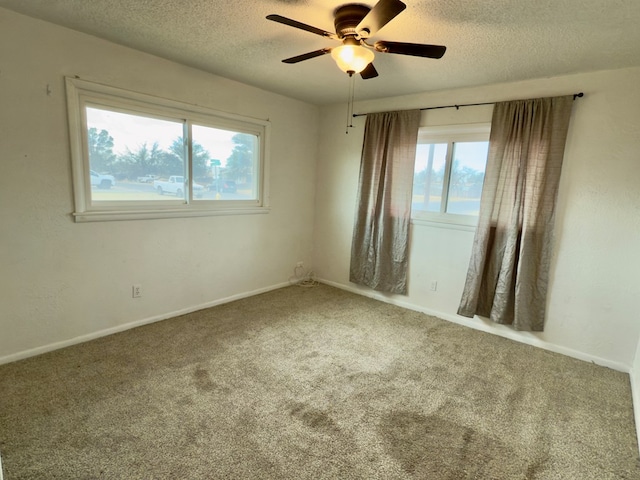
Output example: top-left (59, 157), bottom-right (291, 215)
top-left (430, 281), bottom-right (438, 292)
top-left (296, 261), bottom-right (304, 268)
top-left (132, 284), bottom-right (142, 298)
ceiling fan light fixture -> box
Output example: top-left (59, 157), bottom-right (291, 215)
top-left (331, 44), bottom-right (374, 74)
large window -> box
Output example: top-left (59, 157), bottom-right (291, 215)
top-left (66, 78), bottom-right (270, 222)
top-left (412, 124), bottom-right (490, 226)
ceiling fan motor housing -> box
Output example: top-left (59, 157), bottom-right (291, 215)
top-left (334, 4), bottom-right (370, 38)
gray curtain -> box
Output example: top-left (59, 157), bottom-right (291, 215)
top-left (350, 110), bottom-right (421, 294)
top-left (457, 96), bottom-right (574, 331)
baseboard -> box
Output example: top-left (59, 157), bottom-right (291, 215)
top-left (6, 277), bottom-right (626, 373)
top-left (318, 278), bottom-right (630, 374)
top-left (0, 281), bottom-right (290, 367)
top-left (631, 369), bottom-right (640, 455)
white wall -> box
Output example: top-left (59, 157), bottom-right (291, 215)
top-left (0, 8), bottom-right (319, 362)
top-left (314, 67), bottom-right (640, 370)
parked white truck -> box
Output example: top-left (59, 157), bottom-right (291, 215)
top-left (154, 176), bottom-right (204, 198)
top-left (90, 170), bottom-right (115, 189)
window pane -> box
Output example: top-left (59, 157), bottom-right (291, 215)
top-left (85, 107), bottom-right (185, 202)
top-left (192, 125), bottom-right (258, 201)
top-left (446, 142), bottom-right (489, 215)
top-left (413, 143), bottom-right (448, 213)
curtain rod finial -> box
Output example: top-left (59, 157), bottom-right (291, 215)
top-left (573, 92), bottom-right (584, 100)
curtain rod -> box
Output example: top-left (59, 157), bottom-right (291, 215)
top-left (351, 92), bottom-right (584, 118)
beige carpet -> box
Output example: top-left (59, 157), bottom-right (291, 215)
top-left (0, 284), bottom-right (638, 479)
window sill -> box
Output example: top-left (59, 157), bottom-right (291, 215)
top-left (73, 206), bottom-right (270, 223)
top-left (411, 215), bottom-right (477, 232)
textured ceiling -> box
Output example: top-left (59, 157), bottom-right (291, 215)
top-left (3, 0), bottom-right (640, 105)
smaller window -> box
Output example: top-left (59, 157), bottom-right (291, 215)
top-left (412, 124), bottom-right (490, 226)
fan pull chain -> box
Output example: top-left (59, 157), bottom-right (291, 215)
top-left (345, 73), bottom-right (356, 134)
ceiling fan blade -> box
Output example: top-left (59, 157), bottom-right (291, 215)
top-left (356, 0), bottom-right (406, 37)
top-left (374, 41), bottom-right (446, 59)
top-left (282, 48), bottom-right (332, 64)
top-left (360, 63), bottom-right (379, 79)
top-left (266, 14), bottom-right (338, 39)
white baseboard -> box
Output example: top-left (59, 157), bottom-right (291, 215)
top-left (318, 278), bottom-right (630, 374)
top-left (4, 277), bottom-right (630, 375)
top-left (0, 281), bottom-right (290, 367)
top-left (631, 369), bottom-right (640, 456)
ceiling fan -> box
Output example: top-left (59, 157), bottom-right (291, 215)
top-left (266, 0), bottom-right (446, 79)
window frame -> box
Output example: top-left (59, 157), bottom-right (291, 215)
top-left (66, 77), bottom-right (270, 222)
top-left (411, 123), bottom-right (491, 228)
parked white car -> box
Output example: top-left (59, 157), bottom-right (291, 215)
top-left (154, 176), bottom-right (204, 198)
top-left (90, 170), bottom-right (115, 189)
top-left (137, 175), bottom-right (158, 183)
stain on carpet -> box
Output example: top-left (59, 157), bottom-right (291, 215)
top-left (289, 403), bottom-right (340, 435)
top-left (193, 367), bottom-right (230, 394)
top-left (380, 411), bottom-right (535, 479)
top-left (194, 368), bottom-right (216, 391)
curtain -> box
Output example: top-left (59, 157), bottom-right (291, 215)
top-left (349, 110), bottom-right (421, 295)
top-left (457, 96), bottom-right (574, 331)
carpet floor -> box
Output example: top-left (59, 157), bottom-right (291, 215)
top-left (0, 284), bottom-right (638, 479)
